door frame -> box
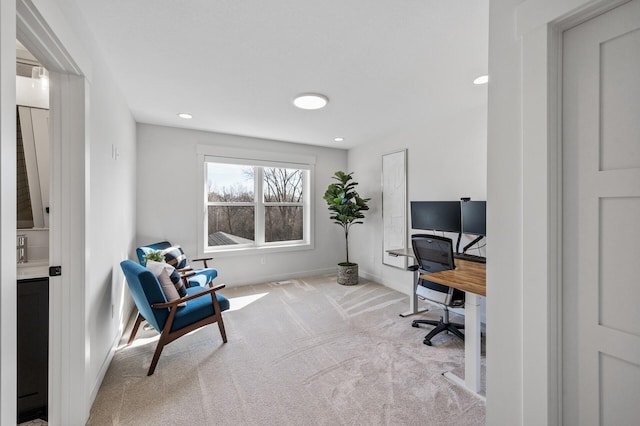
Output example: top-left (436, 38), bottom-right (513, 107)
top-left (516, 0), bottom-right (631, 424)
top-left (0, 1), bottom-right (18, 422)
top-left (16, 0), bottom-right (89, 424)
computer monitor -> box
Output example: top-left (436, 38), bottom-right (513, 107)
top-left (410, 201), bottom-right (462, 233)
top-left (461, 200), bottom-right (486, 236)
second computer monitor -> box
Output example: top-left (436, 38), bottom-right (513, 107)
top-left (410, 201), bottom-right (462, 233)
top-left (461, 200), bottom-right (486, 236)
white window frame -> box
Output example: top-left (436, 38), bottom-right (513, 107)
top-left (197, 145), bottom-right (315, 257)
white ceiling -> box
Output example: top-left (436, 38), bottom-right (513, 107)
top-left (72, 0), bottom-right (488, 149)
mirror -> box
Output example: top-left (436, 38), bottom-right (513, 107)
top-left (382, 149), bottom-right (408, 269)
top-left (17, 40), bottom-right (50, 229)
top-left (17, 106), bottom-right (49, 229)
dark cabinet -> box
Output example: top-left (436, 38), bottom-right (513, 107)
top-left (17, 277), bottom-right (48, 423)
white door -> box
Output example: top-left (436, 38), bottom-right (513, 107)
top-left (562, 1), bottom-right (640, 425)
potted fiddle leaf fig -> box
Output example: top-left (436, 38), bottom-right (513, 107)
top-left (323, 171), bottom-right (370, 285)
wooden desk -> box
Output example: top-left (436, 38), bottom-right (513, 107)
top-left (421, 259), bottom-right (486, 396)
top-left (423, 259), bottom-right (486, 296)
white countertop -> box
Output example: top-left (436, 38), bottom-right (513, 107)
top-left (17, 261), bottom-right (49, 280)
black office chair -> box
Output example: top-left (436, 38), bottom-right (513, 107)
top-left (409, 234), bottom-right (465, 346)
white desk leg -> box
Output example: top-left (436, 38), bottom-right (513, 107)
top-left (464, 292), bottom-right (482, 393)
top-left (443, 292), bottom-right (483, 398)
top-left (399, 268), bottom-right (428, 317)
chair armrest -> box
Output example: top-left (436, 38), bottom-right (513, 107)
top-left (192, 257), bottom-right (213, 268)
top-left (178, 270), bottom-right (196, 288)
top-left (177, 266), bottom-right (193, 273)
top-left (151, 283), bottom-right (226, 309)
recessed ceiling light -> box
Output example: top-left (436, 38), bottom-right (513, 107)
top-left (293, 93), bottom-right (329, 110)
top-left (177, 112), bottom-right (193, 119)
top-left (334, 137), bottom-right (344, 142)
top-left (473, 75), bottom-right (489, 85)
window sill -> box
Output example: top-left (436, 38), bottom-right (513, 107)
top-left (201, 242), bottom-right (313, 258)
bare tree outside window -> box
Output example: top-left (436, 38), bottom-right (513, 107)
top-left (206, 163), bottom-right (306, 247)
top-left (263, 168), bottom-right (303, 242)
top-left (207, 164), bottom-right (255, 246)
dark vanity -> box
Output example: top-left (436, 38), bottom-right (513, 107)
top-left (17, 275), bottom-right (49, 423)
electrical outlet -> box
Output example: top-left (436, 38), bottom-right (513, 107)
top-left (111, 144), bottom-right (120, 160)
top-left (260, 256), bottom-right (266, 265)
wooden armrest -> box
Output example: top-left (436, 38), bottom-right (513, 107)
top-left (192, 257), bottom-right (214, 268)
top-left (151, 283), bottom-right (226, 309)
top-left (177, 267), bottom-right (193, 273)
top-left (179, 270), bottom-right (196, 288)
top-left (192, 257), bottom-right (213, 262)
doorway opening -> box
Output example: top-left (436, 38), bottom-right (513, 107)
top-left (16, 0), bottom-right (89, 423)
top-left (15, 39), bottom-right (51, 424)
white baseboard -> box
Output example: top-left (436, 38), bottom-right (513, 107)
top-left (359, 269), bottom-right (384, 286)
top-left (224, 266), bottom-right (338, 287)
top-left (87, 335), bottom-right (117, 414)
top-left (359, 268), bottom-right (411, 296)
top-left (87, 303), bottom-right (137, 412)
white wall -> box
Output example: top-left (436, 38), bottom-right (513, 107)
top-left (84, 36), bottom-right (137, 404)
top-left (348, 107), bottom-right (487, 296)
top-left (34, 0), bottom-right (138, 418)
top-left (486, 1), bottom-right (526, 424)
top-left (137, 123), bottom-right (347, 286)
top-left (345, 0), bottom-right (488, 297)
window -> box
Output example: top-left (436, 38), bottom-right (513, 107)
top-left (202, 152), bottom-right (313, 253)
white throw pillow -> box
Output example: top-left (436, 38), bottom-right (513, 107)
top-left (146, 260), bottom-right (186, 307)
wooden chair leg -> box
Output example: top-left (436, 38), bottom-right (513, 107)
top-left (217, 315), bottom-right (227, 343)
top-left (210, 293), bottom-right (228, 343)
top-left (147, 306), bottom-right (179, 376)
top-left (147, 337), bottom-right (167, 376)
top-left (128, 312), bottom-right (144, 345)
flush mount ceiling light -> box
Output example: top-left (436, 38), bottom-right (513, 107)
top-left (473, 75), bottom-right (489, 85)
top-left (293, 93), bottom-right (329, 110)
top-left (177, 112), bottom-right (193, 119)
top-left (334, 137), bottom-right (344, 142)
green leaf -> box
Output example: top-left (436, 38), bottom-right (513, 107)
top-left (323, 171), bottom-right (370, 263)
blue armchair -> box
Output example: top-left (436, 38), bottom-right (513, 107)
top-left (120, 260), bottom-right (230, 375)
top-left (136, 241), bottom-right (218, 288)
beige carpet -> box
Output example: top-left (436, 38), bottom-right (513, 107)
top-left (88, 274), bottom-right (485, 425)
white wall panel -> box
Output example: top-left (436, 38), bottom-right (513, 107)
top-left (599, 197), bottom-right (640, 337)
top-left (600, 353), bottom-right (640, 425)
top-left (600, 29), bottom-right (640, 171)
